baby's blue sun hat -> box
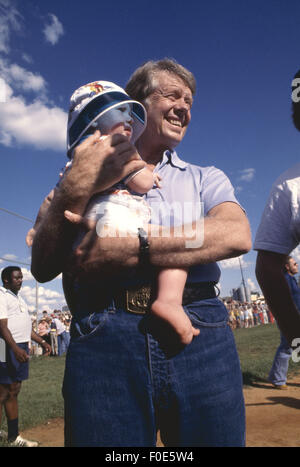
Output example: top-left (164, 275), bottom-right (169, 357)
top-left (67, 80), bottom-right (147, 157)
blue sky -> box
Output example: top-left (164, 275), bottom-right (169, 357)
top-left (0, 0), bottom-right (300, 311)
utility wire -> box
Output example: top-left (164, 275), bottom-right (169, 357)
top-left (0, 208), bottom-right (32, 267)
top-left (0, 207), bottom-right (33, 223)
top-left (0, 257), bottom-right (30, 267)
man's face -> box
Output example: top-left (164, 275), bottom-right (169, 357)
top-left (6, 270), bottom-right (23, 294)
top-left (143, 71), bottom-right (193, 150)
top-left (286, 258), bottom-right (298, 275)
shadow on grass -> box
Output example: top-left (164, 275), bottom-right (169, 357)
top-left (242, 369), bottom-right (300, 388)
top-left (242, 371), bottom-right (267, 387)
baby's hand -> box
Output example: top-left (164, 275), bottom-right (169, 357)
top-left (153, 173), bottom-right (162, 188)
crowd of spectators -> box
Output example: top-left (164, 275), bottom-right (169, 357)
top-left (31, 309), bottom-right (71, 356)
top-left (29, 300), bottom-right (275, 354)
top-left (223, 299), bottom-right (275, 330)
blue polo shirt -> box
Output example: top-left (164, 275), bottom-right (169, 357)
top-left (143, 150), bottom-right (241, 284)
top-left (285, 272), bottom-right (300, 312)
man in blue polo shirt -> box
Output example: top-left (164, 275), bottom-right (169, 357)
top-left (31, 59), bottom-right (251, 447)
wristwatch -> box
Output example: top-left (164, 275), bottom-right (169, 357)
top-left (137, 227), bottom-right (150, 266)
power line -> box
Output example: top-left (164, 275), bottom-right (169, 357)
top-left (0, 208), bottom-right (65, 315)
top-left (0, 207), bottom-right (33, 223)
top-left (0, 257), bottom-right (30, 267)
top-left (0, 208), bottom-right (32, 266)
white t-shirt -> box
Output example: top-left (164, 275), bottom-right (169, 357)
top-left (254, 162), bottom-right (300, 254)
top-left (53, 318), bottom-right (66, 335)
top-left (0, 287), bottom-right (32, 343)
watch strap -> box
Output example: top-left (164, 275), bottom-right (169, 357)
top-left (138, 227), bottom-right (150, 265)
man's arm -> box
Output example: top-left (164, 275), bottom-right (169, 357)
top-left (72, 201), bottom-right (251, 275)
top-left (31, 131), bottom-right (146, 283)
top-left (26, 189), bottom-right (55, 247)
top-left (256, 250), bottom-right (300, 345)
top-left (31, 329), bottom-right (51, 355)
top-left (150, 202), bottom-right (251, 267)
top-left (0, 319), bottom-right (29, 362)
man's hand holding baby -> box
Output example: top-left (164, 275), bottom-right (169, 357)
top-left (67, 130), bottom-right (146, 201)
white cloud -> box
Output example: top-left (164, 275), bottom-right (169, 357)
top-left (0, 0), bottom-right (23, 54)
top-left (237, 168), bottom-right (255, 182)
top-left (21, 267), bottom-right (34, 281)
top-left (0, 59), bottom-right (47, 98)
top-left (247, 278), bottom-right (256, 291)
top-left (291, 245), bottom-right (300, 262)
top-left (0, 4), bottom-right (67, 152)
top-left (2, 253), bottom-right (18, 261)
top-left (43, 14), bottom-right (64, 45)
top-left (0, 81), bottom-right (67, 151)
top-left (21, 284), bottom-right (66, 312)
top-left (219, 255), bottom-right (248, 269)
top-left (5, 63), bottom-right (46, 93)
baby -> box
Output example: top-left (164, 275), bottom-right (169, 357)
top-left (27, 81), bottom-right (199, 345)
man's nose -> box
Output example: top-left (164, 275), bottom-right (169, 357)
top-left (174, 98), bottom-right (190, 114)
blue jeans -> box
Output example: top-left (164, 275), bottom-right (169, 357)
top-left (62, 298), bottom-right (245, 447)
top-left (57, 331), bottom-right (68, 356)
top-left (268, 331), bottom-right (292, 385)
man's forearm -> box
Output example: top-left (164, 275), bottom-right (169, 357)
top-left (149, 213), bottom-right (251, 268)
top-left (31, 180), bottom-right (90, 283)
top-left (73, 205), bottom-right (251, 276)
top-left (31, 330), bottom-right (47, 345)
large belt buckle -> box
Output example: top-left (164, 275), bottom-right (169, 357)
top-left (126, 286), bottom-right (151, 314)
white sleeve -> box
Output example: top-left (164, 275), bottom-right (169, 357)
top-left (0, 291), bottom-right (8, 320)
top-left (254, 183), bottom-right (296, 254)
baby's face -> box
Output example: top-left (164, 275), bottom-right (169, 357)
top-left (97, 103), bottom-right (133, 140)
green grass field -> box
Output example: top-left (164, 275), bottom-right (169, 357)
top-left (234, 323), bottom-right (300, 385)
top-left (1, 323), bottom-right (300, 441)
top-left (0, 355), bottom-right (65, 442)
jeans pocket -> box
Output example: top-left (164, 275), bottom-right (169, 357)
top-left (184, 298), bottom-right (229, 328)
top-left (71, 310), bottom-right (109, 340)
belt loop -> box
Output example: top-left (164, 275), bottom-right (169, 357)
top-left (108, 298), bottom-right (116, 312)
top-left (214, 283), bottom-right (220, 297)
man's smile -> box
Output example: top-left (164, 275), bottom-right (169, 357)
top-left (166, 117), bottom-right (183, 127)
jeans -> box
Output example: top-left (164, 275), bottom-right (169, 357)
top-left (62, 298), bottom-right (245, 447)
top-left (50, 332), bottom-right (58, 355)
top-left (268, 331), bottom-right (292, 385)
top-left (57, 331), bottom-right (68, 356)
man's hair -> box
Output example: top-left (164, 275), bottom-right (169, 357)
top-left (284, 255), bottom-right (295, 272)
top-left (292, 69), bottom-right (300, 131)
top-left (125, 58), bottom-right (196, 103)
top-left (1, 266), bottom-right (21, 284)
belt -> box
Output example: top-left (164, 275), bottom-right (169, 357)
top-left (111, 282), bottom-right (218, 315)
